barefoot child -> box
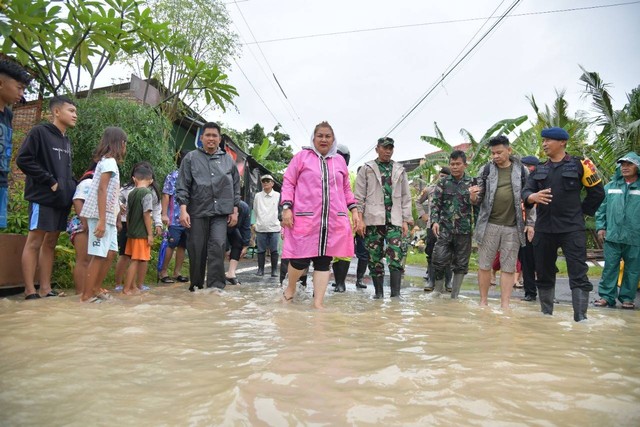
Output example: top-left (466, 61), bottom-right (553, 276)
top-left (66, 162), bottom-right (96, 295)
top-left (114, 161), bottom-right (162, 291)
top-left (123, 165), bottom-right (155, 295)
top-left (80, 127), bottom-right (127, 302)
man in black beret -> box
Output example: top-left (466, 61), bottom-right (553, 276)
top-left (522, 127), bottom-right (605, 321)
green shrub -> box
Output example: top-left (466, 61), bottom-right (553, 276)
top-left (67, 95), bottom-right (176, 184)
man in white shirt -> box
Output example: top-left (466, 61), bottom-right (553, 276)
top-left (253, 175), bottom-right (281, 277)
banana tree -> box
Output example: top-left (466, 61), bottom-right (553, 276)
top-left (411, 115), bottom-right (527, 180)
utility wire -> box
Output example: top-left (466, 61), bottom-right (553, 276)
top-left (232, 0), bottom-right (310, 142)
top-left (226, 25), bottom-right (303, 150)
top-left (244, 1), bottom-right (640, 45)
top-left (351, 0), bottom-right (523, 166)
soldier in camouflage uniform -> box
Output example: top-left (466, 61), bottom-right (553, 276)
top-left (430, 150), bottom-right (478, 298)
top-left (355, 137), bottom-right (413, 299)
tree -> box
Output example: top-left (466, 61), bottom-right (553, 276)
top-left (0, 0), bottom-right (165, 96)
top-left (225, 124), bottom-right (294, 181)
top-left (579, 66), bottom-right (640, 179)
top-left (67, 96), bottom-right (175, 183)
top-left (129, 0), bottom-right (239, 123)
top-left (525, 90), bottom-right (590, 158)
top-left (412, 116), bottom-right (527, 180)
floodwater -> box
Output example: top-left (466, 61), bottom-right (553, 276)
top-left (1, 274), bottom-right (639, 426)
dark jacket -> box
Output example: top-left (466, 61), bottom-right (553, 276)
top-left (227, 200), bottom-right (251, 247)
top-left (175, 147), bottom-right (240, 218)
top-left (522, 154), bottom-right (604, 233)
top-left (16, 122), bottom-right (76, 209)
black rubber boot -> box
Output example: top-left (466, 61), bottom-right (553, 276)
top-left (372, 276), bottom-right (384, 299)
top-left (355, 258), bottom-right (367, 289)
top-left (444, 267), bottom-right (453, 292)
top-left (270, 251), bottom-right (279, 277)
top-left (390, 270), bottom-right (402, 297)
top-left (280, 259), bottom-right (289, 284)
top-left (256, 253), bottom-right (265, 276)
top-left (572, 288), bottom-right (589, 322)
top-left (450, 273), bottom-right (465, 299)
top-left (538, 286), bottom-right (555, 315)
top-left (433, 278), bottom-right (445, 294)
top-left (332, 260), bottom-right (349, 293)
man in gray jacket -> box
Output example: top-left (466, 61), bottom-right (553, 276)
top-left (176, 122), bottom-right (240, 291)
top-left (470, 136), bottom-right (533, 309)
top-left (355, 137), bottom-right (413, 299)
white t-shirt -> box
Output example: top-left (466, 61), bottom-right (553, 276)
top-left (73, 178), bottom-right (93, 201)
top-left (80, 157), bottom-right (120, 225)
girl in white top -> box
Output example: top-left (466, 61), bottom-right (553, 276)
top-left (79, 127), bottom-right (127, 302)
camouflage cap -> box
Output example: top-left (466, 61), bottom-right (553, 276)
top-left (377, 137), bottom-right (395, 147)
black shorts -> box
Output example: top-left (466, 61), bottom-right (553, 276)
top-left (118, 222), bottom-right (128, 256)
top-left (167, 225), bottom-right (187, 249)
top-left (28, 202), bottom-right (70, 232)
top-left (289, 256), bottom-right (332, 272)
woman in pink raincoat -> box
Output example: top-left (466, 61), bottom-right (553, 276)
top-left (281, 121), bottom-right (360, 308)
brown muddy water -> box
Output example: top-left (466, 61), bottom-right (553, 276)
top-left (1, 278), bottom-right (639, 426)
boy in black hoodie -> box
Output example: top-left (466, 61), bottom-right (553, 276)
top-left (16, 95), bottom-right (77, 299)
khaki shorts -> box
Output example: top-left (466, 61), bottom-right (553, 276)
top-left (478, 223), bottom-right (520, 273)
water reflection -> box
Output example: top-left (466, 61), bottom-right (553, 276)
top-left (1, 281), bottom-right (639, 426)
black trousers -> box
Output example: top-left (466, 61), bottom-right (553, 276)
top-left (533, 230), bottom-right (593, 292)
top-left (432, 230), bottom-right (471, 280)
top-left (227, 228), bottom-right (243, 261)
top-left (187, 215), bottom-right (228, 289)
top-left (519, 240), bottom-right (536, 297)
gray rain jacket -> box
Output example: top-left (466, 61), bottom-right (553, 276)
top-left (176, 147), bottom-right (240, 218)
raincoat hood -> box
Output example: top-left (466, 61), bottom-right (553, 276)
top-left (613, 151), bottom-right (640, 181)
top-left (307, 129), bottom-right (338, 158)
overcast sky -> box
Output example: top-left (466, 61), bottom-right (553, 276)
top-left (216, 0), bottom-right (640, 168)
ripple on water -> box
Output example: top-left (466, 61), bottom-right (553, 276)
top-left (1, 281), bottom-right (640, 425)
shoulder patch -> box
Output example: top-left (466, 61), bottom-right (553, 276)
top-left (580, 158), bottom-right (601, 187)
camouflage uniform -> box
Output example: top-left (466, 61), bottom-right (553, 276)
top-left (430, 173), bottom-right (477, 279)
top-left (364, 161), bottom-right (406, 277)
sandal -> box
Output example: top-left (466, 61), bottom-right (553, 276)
top-left (621, 301), bottom-right (635, 310)
top-left (226, 277), bottom-right (240, 285)
top-left (96, 291), bottom-right (112, 300)
top-left (593, 299), bottom-right (612, 307)
top-left (43, 290), bottom-right (66, 297)
top-left (160, 276), bottom-right (176, 284)
top-left (25, 293), bottom-right (41, 300)
top-left (175, 275), bottom-right (189, 283)
top-left (283, 291), bottom-right (293, 302)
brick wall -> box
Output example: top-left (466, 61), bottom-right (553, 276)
top-left (10, 99), bottom-right (43, 186)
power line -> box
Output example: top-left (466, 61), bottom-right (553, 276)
top-left (230, 57), bottom-right (283, 129)
top-left (244, 1), bottom-right (640, 45)
top-left (351, 0), bottom-right (523, 166)
top-left (231, 0), bottom-right (310, 143)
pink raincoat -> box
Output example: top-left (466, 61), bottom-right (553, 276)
top-left (281, 145), bottom-right (357, 259)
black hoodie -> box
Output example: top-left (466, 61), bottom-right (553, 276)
top-left (16, 122), bottom-right (76, 209)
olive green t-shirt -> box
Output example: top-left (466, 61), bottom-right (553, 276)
top-left (489, 164), bottom-right (517, 226)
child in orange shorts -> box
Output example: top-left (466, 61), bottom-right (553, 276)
top-left (123, 165), bottom-right (154, 295)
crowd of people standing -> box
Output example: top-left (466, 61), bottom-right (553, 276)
top-left (2, 59), bottom-right (638, 321)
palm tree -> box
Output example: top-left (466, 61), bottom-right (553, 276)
top-left (580, 66), bottom-right (640, 180)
